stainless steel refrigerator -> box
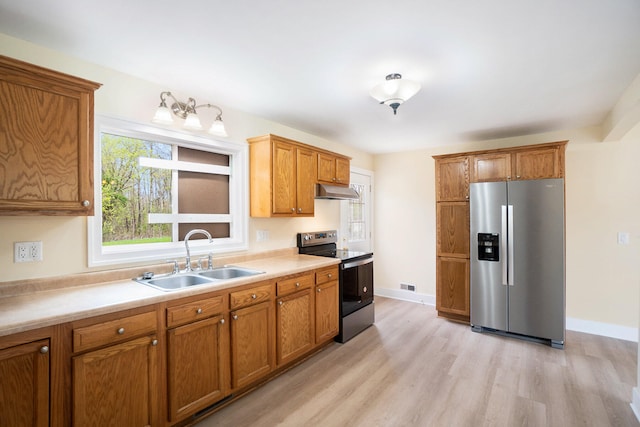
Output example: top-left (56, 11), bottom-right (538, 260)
top-left (470, 178), bottom-right (565, 348)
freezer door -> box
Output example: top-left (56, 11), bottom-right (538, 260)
top-left (470, 182), bottom-right (508, 330)
top-left (507, 179), bottom-right (565, 342)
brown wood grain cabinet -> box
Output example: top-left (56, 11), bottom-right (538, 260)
top-left (70, 310), bottom-right (159, 427)
top-left (247, 134), bottom-right (316, 217)
top-left (0, 55), bottom-right (101, 215)
top-left (0, 337), bottom-right (50, 427)
top-left (434, 141), bottom-right (567, 324)
top-left (317, 152), bottom-right (350, 186)
top-left (166, 294), bottom-right (229, 423)
top-left (276, 273), bottom-right (315, 366)
top-left (315, 266), bottom-right (339, 344)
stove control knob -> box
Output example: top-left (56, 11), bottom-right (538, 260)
top-left (303, 234), bottom-right (311, 241)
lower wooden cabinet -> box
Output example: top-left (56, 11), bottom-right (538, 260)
top-left (315, 280), bottom-right (339, 344)
top-left (0, 338), bottom-right (50, 427)
top-left (72, 334), bottom-right (159, 427)
top-left (167, 314), bottom-right (229, 423)
top-left (276, 288), bottom-right (314, 366)
top-left (436, 257), bottom-right (470, 320)
top-left (230, 301), bottom-right (275, 390)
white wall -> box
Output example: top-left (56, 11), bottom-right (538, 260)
top-left (373, 126), bottom-right (640, 335)
top-left (0, 34), bottom-right (373, 282)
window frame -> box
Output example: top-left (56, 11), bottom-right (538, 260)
top-left (88, 115), bottom-right (248, 267)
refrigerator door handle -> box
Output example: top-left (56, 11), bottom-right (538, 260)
top-left (508, 204), bottom-right (515, 286)
top-left (501, 205), bottom-right (508, 285)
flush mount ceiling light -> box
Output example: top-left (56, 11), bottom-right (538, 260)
top-left (369, 73), bottom-right (421, 115)
top-left (152, 91), bottom-right (228, 137)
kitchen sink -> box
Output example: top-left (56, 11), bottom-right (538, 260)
top-left (198, 266), bottom-right (264, 280)
top-left (135, 266), bottom-right (264, 291)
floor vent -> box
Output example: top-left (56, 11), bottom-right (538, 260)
top-left (400, 283), bottom-right (416, 292)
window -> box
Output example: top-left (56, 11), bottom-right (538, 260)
top-left (340, 168), bottom-right (373, 253)
top-left (89, 116), bottom-right (248, 266)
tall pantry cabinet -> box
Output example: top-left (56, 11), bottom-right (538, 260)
top-left (433, 141), bottom-right (567, 324)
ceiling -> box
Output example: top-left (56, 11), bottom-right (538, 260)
top-left (1, 1), bottom-right (639, 154)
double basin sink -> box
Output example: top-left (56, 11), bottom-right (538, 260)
top-left (135, 266), bottom-right (265, 291)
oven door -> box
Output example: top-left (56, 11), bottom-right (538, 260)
top-left (340, 256), bottom-right (373, 317)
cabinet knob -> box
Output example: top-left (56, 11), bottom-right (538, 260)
top-left (279, 300), bottom-right (284, 306)
top-left (251, 293), bottom-right (257, 299)
top-left (317, 288), bottom-right (321, 293)
top-left (196, 308), bottom-right (203, 314)
top-left (465, 195), bottom-right (469, 199)
top-left (232, 314), bottom-right (238, 320)
top-left (295, 282), bottom-right (300, 287)
top-left (332, 177), bottom-right (336, 181)
top-left (40, 346), bottom-right (49, 354)
top-left (328, 273), bottom-right (332, 278)
top-left (151, 339), bottom-right (158, 346)
top-left (516, 175), bottom-right (521, 179)
top-left (81, 200), bottom-right (91, 207)
top-left (220, 318), bottom-right (225, 324)
top-left (291, 208), bottom-right (296, 212)
top-left (117, 327), bottom-right (125, 335)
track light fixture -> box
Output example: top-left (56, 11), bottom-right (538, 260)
top-left (152, 91), bottom-right (228, 137)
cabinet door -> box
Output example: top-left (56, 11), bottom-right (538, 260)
top-left (72, 335), bottom-right (159, 427)
top-left (317, 152), bottom-right (336, 184)
top-left (296, 147), bottom-right (316, 215)
top-left (471, 153), bottom-right (512, 182)
top-left (514, 146), bottom-right (563, 180)
top-left (276, 289), bottom-right (313, 366)
top-left (0, 339), bottom-right (49, 427)
top-left (230, 301), bottom-right (274, 390)
top-left (436, 202), bottom-right (470, 258)
top-left (0, 56), bottom-right (100, 215)
top-left (435, 156), bottom-right (469, 201)
top-left (436, 257), bottom-right (470, 318)
top-left (315, 281), bottom-right (339, 344)
top-left (272, 140), bottom-right (297, 215)
top-left (167, 315), bottom-right (229, 423)
top-left (335, 157), bottom-right (350, 185)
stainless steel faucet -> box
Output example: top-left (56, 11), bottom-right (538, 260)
top-left (184, 229), bottom-right (213, 272)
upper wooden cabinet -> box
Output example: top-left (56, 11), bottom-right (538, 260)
top-left (248, 134), bottom-right (351, 217)
top-left (0, 55), bottom-right (101, 215)
top-left (434, 155), bottom-right (469, 202)
top-left (317, 152), bottom-right (350, 186)
top-left (470, 141), bottom-right (567, 182)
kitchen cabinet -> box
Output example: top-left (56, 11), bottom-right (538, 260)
top-left (71, 310), bottom-right (159, 427)
top-left (317, 152), bottom-right (350, 186)
top-left (247, 134), bottom-right (316, 217)
top-left (166, 294), bottom-right (229, 423)
top-left (314, 266), bottom-right (339, 344)
top-left (0, 55), bottom-right (101, 215)
top-left (229, 283), bottom-right (275, 390)
top-left (0, 337), bottom-right (50, 427)
top-left (470, 141), bottom-right (567, 182)
top-left (436, 257), bottom-right (470, 319)
top-left (435, 155), bottom-right (469, 201)
top-left (276, 273), bottom-right (314, 366)
top-left (436, 202), bottom-right (470, 258)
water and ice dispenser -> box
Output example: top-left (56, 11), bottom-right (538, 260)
top-left (477, 233), bottom-right (500, 261)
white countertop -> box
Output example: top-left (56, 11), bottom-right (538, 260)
top-left (0, 254), bottom-right (340, 338)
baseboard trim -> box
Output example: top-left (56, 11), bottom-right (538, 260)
top-left (375, 289), bottom-right (638, 342)
top-left (631, 387), bottom-right (640, 423)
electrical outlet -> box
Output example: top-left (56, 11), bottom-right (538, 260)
top-left (256, 230), bottom-right (269, 242)
top-left (14, 241), bottom-right (43, 263)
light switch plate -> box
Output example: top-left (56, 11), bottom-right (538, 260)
top-left (617, 232), bottom-right (630, 245)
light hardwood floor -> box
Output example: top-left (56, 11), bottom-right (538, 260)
top-left (195, 297), bottom-right (638, 427)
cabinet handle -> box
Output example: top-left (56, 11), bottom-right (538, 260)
top-left (117, 327), bottom-right (125, 335)
top-left (40, 346), bottom-right (49, 354)
top-left (151, 339), bottom-right (158, 346)
top-left (81, 200), bottom-right (91, 207)
top-left (220, 318), bottom-right (225, 324)
top-left (251, 293), bottom-right (257, 299)
top-left (232, 314), bottom-right (238, 320)
top-left (196, 308), bottom-right (203, 314)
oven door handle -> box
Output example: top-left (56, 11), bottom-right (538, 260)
top-left (342, 257), bottom-right (373, 269)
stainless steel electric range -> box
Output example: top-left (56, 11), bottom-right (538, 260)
top-left (297, 230), bottom-right (374, 343)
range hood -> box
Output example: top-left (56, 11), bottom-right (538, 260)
top-left (315, 184), bottom-right (360, 200)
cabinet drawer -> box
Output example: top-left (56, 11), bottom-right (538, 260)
top-left (167, 294), bottom-right (226, 328)
top-left (230, 284), bottom-right (273, 310)
top-left (315, 266), bottom-right (338, 285)
top-left (73, 311), bottom-right (157, 353)
top-left (277, 273), bottom-right (314, 296)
